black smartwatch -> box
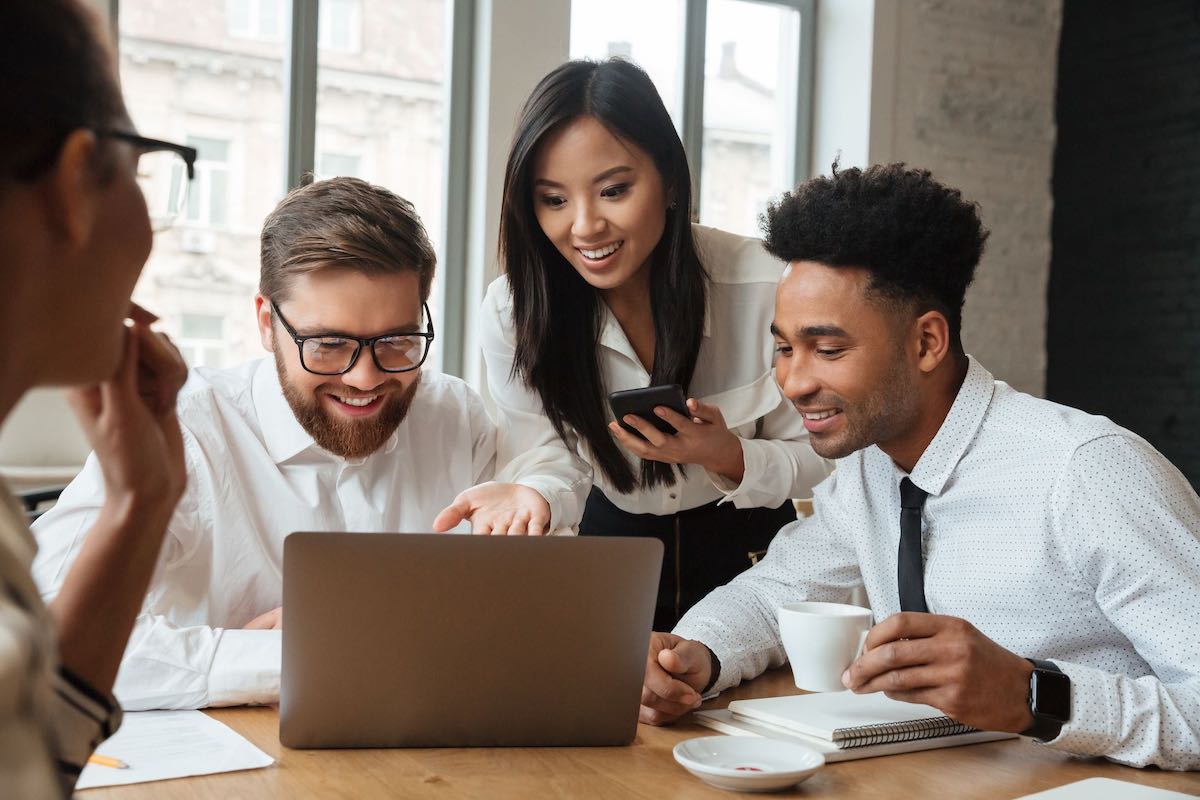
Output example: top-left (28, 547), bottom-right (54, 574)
top-left (699, 645), bottom-right (722, 694)
top-left (1022, 658), bottom-right (1071, 741)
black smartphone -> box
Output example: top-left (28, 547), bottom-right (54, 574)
top-left (608, 384), bottom-right (690, 440)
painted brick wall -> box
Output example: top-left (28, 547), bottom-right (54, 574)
top-left (878, 0), bottom-right (1063, 395)
top-left (1047, 0), bottom-right (1200, 485)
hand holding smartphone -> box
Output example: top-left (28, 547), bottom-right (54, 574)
top-left (607, 384), bottom-right (689, 440)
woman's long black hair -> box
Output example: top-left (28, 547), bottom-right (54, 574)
top-left (499, 59), bottom-right (708, 494)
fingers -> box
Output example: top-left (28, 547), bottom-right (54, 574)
top-left (504, 509), bottom-right (531, 536)
top-left (686, 398), bottom-right (725, 426)
top-left (641, 659), bottom-right (702, 725)
top-left (850, 664), bottom-right (945, 696)
top-left (131, 324), bottom-right (188, 416)
top-left (621, 414), bottom-right (669, 448)
top-left (127, 301), bottom-right (159, 326)
top-left (863, 611), bottom-right (947, 651)
top-left (526, 512), bottom-right (548, 536)
top-left (432, 495), bottom-right (470, 532)
top-left (653, 405), bottom-right (693, 432)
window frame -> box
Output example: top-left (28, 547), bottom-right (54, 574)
top-left (114, 0), bottom-right (473, 377)
top-left (680, 0), bottom-right (816, 207)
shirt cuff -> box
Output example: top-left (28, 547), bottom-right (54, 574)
top-left (206, 628), bottom-right (282, 707)
top-left (49, 666), bottom-right (123, 784)
top-left (705, 437), bottom-right (763, 506)
top-left (1035, 660), bottom-right (1116, 757)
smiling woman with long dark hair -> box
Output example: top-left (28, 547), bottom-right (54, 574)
top-left (475, 59), bottom-right (830, 628)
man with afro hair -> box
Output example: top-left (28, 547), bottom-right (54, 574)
top-left (638, 163), bottom-right (1200, 771)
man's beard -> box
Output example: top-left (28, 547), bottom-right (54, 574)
top-left (801, 351), bottom-right (920, 461)
top-left (274, 350), bottom-right (420, 459)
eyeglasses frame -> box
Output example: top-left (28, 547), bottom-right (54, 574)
top-left (270, 300), bottom-right (435, 376)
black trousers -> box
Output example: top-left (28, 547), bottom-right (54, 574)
top-left (579, 488), bottom-right (797, 631)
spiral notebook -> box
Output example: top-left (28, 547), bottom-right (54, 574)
top-left (695, 692), bottom-right (1015, 762)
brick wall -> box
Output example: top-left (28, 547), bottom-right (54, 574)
top-left (1047, 0), bottom-right (1200, 485)
top-left (875, 0), bottom-right (1063, 395)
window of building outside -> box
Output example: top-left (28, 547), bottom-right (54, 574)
top-left (569, 0), bottom-right (686, 128)
top-left (179, 313), bottom-right (227, 368)
top-left (121, 0), bottom-right (285, 371)
top-left (317, 151), bottom-right (362, 180)
top-left (226, 0), bottom-right (284, 41)
top-left (186, 136), bottom-right (231, 227)
top-left (700, 0), bottom-right (801, 237)
top-left (120, 0), bottom-right (449, 373)
top-left (314, 0), bottom-right (448, 371)
top-left (570, 0), bottom-right (806, 239)
top-left (319, 0), bottom-right (362, 53)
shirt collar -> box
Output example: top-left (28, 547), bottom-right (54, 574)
top-left (906, 355), bottom-right (995, 497)
top-left (251, 358), bottom-right (401, 465)
top-left (253, 358), bottom-right (316, 464)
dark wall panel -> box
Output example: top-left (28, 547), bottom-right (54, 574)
top-left (1047, 0), bottom-right (1200, 485)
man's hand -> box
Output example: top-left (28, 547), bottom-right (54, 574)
top-left (842, 613), bottom-right (1035, 733)
top-left (609, 398), bottom-right (746, 482)
top-left (639, 632), bottom-right (713, 726)
top-left (67, 306), bottom-right (188, 522)
top-left (432, 482), bottom-right (552, 535)
top-left (245, 607), bottom-right (283, 630)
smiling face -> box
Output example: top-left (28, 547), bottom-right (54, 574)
top-left (771, 260), bottom-right (923, 461)
top-left (531, 115), bottom-right (668, 296)
top-left (258, 268), bottom-right (426, 459)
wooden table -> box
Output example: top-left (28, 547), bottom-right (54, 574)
top-left (83, 669), bottom-right (1200, 799)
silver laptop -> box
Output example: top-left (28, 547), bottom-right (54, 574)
top-left (280, 532), bottom-right (662, 748)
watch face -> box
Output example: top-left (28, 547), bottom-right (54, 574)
top-left (1033, 669), bottom-right (1072, 721)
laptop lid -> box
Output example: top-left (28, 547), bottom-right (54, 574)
top-left (280, 532), bottom-right (662, 748)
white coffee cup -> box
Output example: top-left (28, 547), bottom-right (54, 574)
top-left (778, 601), bottom-right (873, 692)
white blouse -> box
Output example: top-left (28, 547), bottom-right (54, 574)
top-left (481, 224), bottom-right (832, 527)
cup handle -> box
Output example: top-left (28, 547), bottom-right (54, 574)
top-left (854, 628), bottom-right (870, 661)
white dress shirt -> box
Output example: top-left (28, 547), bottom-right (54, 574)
top-left (32, 358), bottom-right (497, 710)
top-left (675, 357), bottom-right (1200, 770)
top-left (0, 484), bottom-right (121, 798)
top-left (481, 224), bottom-right (832, 526)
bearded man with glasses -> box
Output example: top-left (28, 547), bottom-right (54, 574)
top-left (33, 177), bottom-right (555, 711)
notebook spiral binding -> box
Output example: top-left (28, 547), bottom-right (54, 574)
top-left (833, 716), bottom-right (978, 748)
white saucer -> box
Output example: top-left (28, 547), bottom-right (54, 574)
top-left (673, 735), bottom-right (825, 793)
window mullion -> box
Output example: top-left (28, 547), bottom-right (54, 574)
top-left (438, 0), bottom-right (475, 379)
top-left (285, 0), bottom-right (320, 191)
top-left (793, 0), bottom-right (816, 184)
top-left (681, 0), bottom-right (708, 209)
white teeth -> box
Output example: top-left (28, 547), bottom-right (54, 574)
top-left (580, 241), bottom-right (623, 260)
top-left (336, 396), bottom-right (376, 407)
top-left (803, 409), bottom-right (839, 421)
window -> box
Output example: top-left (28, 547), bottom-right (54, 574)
top-left (569, 0), bottom-right (686, 129)
top-left (179, 314), bottom-right (227, 368)
top-left (185, 136), bottom-right (231, 228)
top-left (314, 0), bottom-right (449, 370)
top-left (317, 151), bottom-right (362, 180)
top-left (319, 0), bottom-right (362, 53)
top-left (570, 0), bottom-right (814, 238)
top-left (120, 1), bottom-right (286, 372)
top-left (700, 0), bottom-right (803, 236)
top-left (227, 0), bottom-right (284, 41)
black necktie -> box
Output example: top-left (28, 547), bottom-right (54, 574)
top-left (898, 477), bottom-right (930, 613)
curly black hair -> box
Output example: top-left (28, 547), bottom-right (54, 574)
top-left (761, 162), bottom-right (989, 348)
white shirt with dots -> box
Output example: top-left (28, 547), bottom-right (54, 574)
top-left (675, 356), bottom-right (1200, 770)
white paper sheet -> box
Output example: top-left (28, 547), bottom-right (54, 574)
top-left (76, 710), bottom-right (274, 790)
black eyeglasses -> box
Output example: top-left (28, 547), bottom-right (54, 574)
top-left (13, 129), bottom-right (197, 231)
top-left (271, 301), bottom-right (435, 376)
top-left (98, 132), bottom-right (197, 231)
